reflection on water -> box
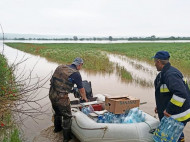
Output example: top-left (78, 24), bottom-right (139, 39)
top-left (1, 42), bottom-right (190, 142)
top-left (108, 54), bottom-right (157, 87)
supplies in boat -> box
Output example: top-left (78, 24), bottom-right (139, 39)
top-left (81, 106), bottom-right (146, 124)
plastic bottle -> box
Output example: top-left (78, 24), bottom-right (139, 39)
top-left (88, 105), bottom-right (94, 113)
top-left (153, 116), bottom-right (167, 141)
top-left (167, 117), bottom-right (175, 141)
top-left (119, 114), bottom-right (126, 123)
top-left (113, 115), bottom-right (120, 123)
top-left (123, 116), bottom-right (133, 123)
top-left (131, 113), bottom-right (137, 123)
top-left (158, 116), bottom-right (167, 130)
top-left (132, 107), bottom-right (139, 114)
top-left (81, 107), bottom-right (87, 115)
top-left (97, 115), bottom-right (103, 123)
top-left (127, 109), bottom-right (133, 117)
top-left (137, 110), bottom-right (142, 117)
top-left (108, 113), bottom-right (114, 123)
top-left (172, 121), bottom-right (184, 142)
top-left (161, 117), bottom-right (171, 141)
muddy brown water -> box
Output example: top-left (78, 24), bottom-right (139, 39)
top-left (1, 43), bottom-right (190, 142)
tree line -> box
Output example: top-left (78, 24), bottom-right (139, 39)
top-left (1, 35), bottom-right (190, 41)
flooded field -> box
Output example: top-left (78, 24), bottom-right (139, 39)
top-left (1, 43), bottom-right (190, 142)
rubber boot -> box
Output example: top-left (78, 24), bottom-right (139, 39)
top-left (63, 128), bottom-right (72, 142)
top-left (54, 115), bottom-right (62, 133)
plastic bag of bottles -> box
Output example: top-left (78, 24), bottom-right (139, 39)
top-left (153, 116), bottom-right (184, 142)
top-left (81, 105), bottom-right (94, 115)
top-left (123, 107), bottom-right (146, 123)
top-left (96, 107), bottom-right (145, 124)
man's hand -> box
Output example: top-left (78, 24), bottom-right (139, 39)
top-left (79, 87), bottom-right (88, 102)
top-left (163, 110), bottom-right (171, 117)
top-left (154, 107), bottom-right (158, 114)
top-left (84, 98), bottom-right (88, 102)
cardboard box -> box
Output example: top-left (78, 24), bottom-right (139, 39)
top-left (105, 96), bottom-right (140, 114)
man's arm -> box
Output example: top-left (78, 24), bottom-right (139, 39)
top-left (164, 110), bottom-right (171, 117)
top-left (79, 88), bottom-right (88, 102)
top-left (166, 73), bottom-right (187, 114)
top-left (69, 72), bottom-right (88, 102)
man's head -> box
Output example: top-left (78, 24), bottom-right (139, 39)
top-left (152, 51), bottom-right (170, 71)
top-left (72, 57), bottom-right (84, 70)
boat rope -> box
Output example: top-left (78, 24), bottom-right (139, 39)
top-left (143, 121), bottom-right (152, 130)
top-left (143, 121), bottom-right (157, 134)
top-left (73, 116), bottom-right (108, 138)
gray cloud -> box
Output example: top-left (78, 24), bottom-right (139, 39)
top-left (0, 0), bottom-right (190, 36)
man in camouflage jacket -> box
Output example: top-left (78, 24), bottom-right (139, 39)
top-left (49, 57), bottom-right (88, 142)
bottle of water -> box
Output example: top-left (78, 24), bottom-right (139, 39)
top-left (97, 115), bottom-right (103, 123)
top-left (88, 105), bottom-right (94, 113)
top-left (153, 116), bottom-right (167, 141)
top-left (123, 116), bottom-right (133, 123)
top-left (108, 113), bottom-right (114, 123)
top-left (167, 117), bottom-right (175, 141)
top-left (119, 114), bottom-right (126, 123)
top-left (127, 109), bottom-right (133, 117)
top-left (140, 114), bottom-right (146, 122)
top-left (158, 116), bottom-right (167, 130)
top-left (81, 107), bottom-right (87, 115)
top-left (113, 115), bottom-right (120, 123)
top-left (103, 115), bottom-right (109, 123)
top-left (138, 110), bottom-right (142, 117)
top-left (161, 117), bottom-right (171, 141)
top-left (132, 107), bottom-right (139, 114)
top-left (131, 113), bottom-right (137, 123)
top-left (172, 121), bottom-right (184, 142)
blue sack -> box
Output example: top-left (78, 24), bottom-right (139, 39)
top-left (153, 116), bottom-right (184, 142)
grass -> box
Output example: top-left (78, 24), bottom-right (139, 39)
top-left (0, 112), bottom-right (21, 142)
top-left (115, 64), bottom-right (132, 82)
top-left (0, 54), bottom-right (21, 142)
top-left (5, 43), bottom-right (114, 74)
top-left (97, 42), bottom-right (190, 76)
top-left (5, 42), bottom-right (190, 77)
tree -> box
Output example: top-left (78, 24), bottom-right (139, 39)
top-left (108, 36), bottom-right (113, 41)
top-left (151, 35), bottom-right (156, 39)
top-left (73, 36), bottom-right (78, 41)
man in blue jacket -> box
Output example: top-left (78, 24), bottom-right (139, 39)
top-left (153, 51), bottom-right (190, 142)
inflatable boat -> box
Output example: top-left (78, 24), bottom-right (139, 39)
top-left (71, 103), bottom-right (159, 142)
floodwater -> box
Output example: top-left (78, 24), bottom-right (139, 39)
top-left (1, 42), bottom-right (190, 142)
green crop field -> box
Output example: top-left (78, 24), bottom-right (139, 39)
top-left (5, 42), bottom-right (190, 77)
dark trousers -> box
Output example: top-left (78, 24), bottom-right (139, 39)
top-left (51, 93), bottom-right (72, 141)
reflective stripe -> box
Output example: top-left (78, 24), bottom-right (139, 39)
top-left (160, 84), bottom-right (170, 93)
top-left (183, 78), bottom-right (187, 84)
top-left (173, 95), bottom-right (186, 103)
top-left (170, 98), bottom-right (183, 107)
top-left (170, 94), bottom-right (186, 107)
top-left (171, 109), bottom-right (190, 121)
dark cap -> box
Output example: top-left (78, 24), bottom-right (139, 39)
top-left (152, 51), bottom-right (170, 60)
top-left (72, 57), bottom-right (84, 66)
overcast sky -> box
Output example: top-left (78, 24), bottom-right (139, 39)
top-left (0, 0), bottom-right (190, 37)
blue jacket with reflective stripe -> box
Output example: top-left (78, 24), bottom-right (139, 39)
top-left (154, 63), bottom-right (190, 122)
